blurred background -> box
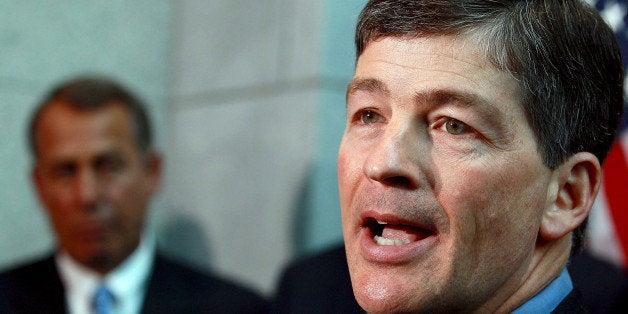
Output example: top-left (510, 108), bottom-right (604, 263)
top-left (0, 0), bottom-right (626, 297)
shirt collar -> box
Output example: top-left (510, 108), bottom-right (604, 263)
top-left (511, 268), bottom-right (573, 314)
top-left (56, 232), bottom-right (155, 314)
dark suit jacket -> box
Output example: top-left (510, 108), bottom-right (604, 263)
top-left (271, 245), bottom-right (363, 314)
top-left (272, 244), bottom-right (591, 314)
top-left (0, 286), bottom-right (13, 313)
top-left (0, 253), bottom-right (268, 314)
top-left (551, 289), bottom-right (587, 314)
top-left (568, 251), bottom-right (628, 314)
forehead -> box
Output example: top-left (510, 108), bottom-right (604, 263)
top-left (34, 101), bottom-right (136, 159)
top-left (351, 35), bottom-right (523, 116)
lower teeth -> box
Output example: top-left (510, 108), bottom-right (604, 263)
top-left (374, 235), bottom-right (410, 246)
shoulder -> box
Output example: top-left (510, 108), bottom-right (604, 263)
top-left (143, 254), bottom-right (268, 314)
top-left (0, 254), bottom-right (59, 288)
top-left (0, 254), bottom-right (66, 313)
top-left (568, 251), bottom-right (628, 313)
top-left (272, 244), bottom-right (363, 314)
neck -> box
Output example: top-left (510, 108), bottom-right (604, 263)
top-left (491, 236), bottom-right (571, 314)
top-left (73, 238), bottom-right (142, 276)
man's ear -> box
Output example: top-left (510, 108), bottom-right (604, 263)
top-left (539, 152), bottom-right (601, 241)
top-left (144, 151), bottom-right (162, 193)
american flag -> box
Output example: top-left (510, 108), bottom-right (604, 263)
top-left (586, 0), bottom-right (628, 270)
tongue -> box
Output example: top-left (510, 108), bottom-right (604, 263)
top-left (381, 224), bottom-right (429, 242)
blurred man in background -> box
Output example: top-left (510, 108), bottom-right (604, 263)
top-left (0, 76), bottom-right (268, 313)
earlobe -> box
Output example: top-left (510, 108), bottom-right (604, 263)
top-left (145, 152), bottom-right (163, 192)
top-left (539, 152), bottom-right (601, 241)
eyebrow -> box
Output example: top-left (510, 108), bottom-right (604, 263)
top-left (347, 77), bottom-right (504, 117)
top-left (346, 77), bottom-right (390, 98)
top-left (414, 89), bottom-right (500, 114)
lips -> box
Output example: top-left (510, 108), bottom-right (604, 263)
top-left (367, 218), bottom-right (436, 245)
top-left (359, 212), bottom-right (439, 263)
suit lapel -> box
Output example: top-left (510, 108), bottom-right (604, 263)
top-left (140, 254), bottom-right (168, 313)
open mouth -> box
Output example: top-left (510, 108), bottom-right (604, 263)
top-left (366, 219), bottom-right (436, 246)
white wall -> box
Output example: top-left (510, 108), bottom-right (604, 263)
top-left (160, 0), bottom-right (322, 295)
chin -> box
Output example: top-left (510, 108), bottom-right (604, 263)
top-left (78, 245), bottom-right (122, 271)
top-left (350, 268), bottom-right (419, 314)
top-left (357, 295), bottom-right (423, 314)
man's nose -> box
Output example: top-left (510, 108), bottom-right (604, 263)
top-left (363, 121), bottom-right (424, 189)
top-left (74, 169), bottom-right (100, 206)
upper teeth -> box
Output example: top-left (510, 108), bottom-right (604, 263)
top-left (374, 235), bottom-right (410, 246)
top-left (376, 220), bottom-right (388, 225)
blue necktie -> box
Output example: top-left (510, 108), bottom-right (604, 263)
top-left (93, 285), bottom-right (115, 314)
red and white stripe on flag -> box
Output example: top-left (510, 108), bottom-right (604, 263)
top-left (586, 0), bottom-right (628, 271)
top-left (588, 130), bottom-right (628, 268)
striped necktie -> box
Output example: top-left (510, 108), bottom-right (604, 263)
top-left (93, 285), bottom-right (116, 314)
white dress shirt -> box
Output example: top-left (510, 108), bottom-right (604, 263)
top-left (56, 233), bottom-right (155, 314)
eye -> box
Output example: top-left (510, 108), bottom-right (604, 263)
top-left (95, 154), bottom-right (125, 174)
top-left (361, 109), bottom-right (381, 124)
top-left (445, 118), bottom-right (469, 135)
top-left (54, 163), bottom-right (76, 178)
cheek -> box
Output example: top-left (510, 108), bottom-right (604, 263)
top-left (438, 160), bottom-right (546, 253)
top-left (337, 145), bottom-right (358, 204)
top-left (109, 170), bottom-right (151, 200)
top-left (41, 187), bottom-right (74, 222)
top-left (337, 149), bottom-right (349, 185)
top-left (106, 176), bottom-right (149, 222)
top-left (41, 184), bottom-right (70, 206)
top-left (338, 142), bottom-right (367, 239)
top-left (338, 150), bottom-right (353, 226)
top-left (122, 177), bottom-right (150, 204)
